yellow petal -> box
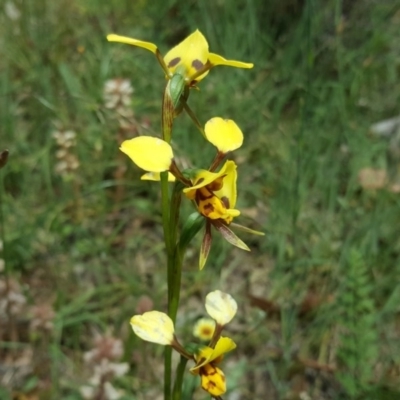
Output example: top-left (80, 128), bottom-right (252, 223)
top-left (214, 160), bottom-right (238, 209)
top-left (164, 30), bottom-right (209, 81)
top-left (191, 337), bottom-right (236, 372)
top-left (208, 52), bottom-right (254, 69)
top-left (130, 311), bottom-right (174, 345)
top-left (205, 117), bottom-right (244, 153)
top-left (200, 364), bottom-right (226, 396)
top-left (141, 172), bottom-right (176, 182)
top-left (107, 34), bottom-right (157, 54)
top-left (120, 137), bottom-right (173, 172)
top-left (205, 290), bottom-right (238, 326)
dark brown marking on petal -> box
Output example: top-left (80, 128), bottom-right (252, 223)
top-left (197, 190), bottom-right (214, 201)
top-left (203, 203), bottom-right (215, 215)
top-left (195, 177), bottom-right (205, 185)
top-left (192, 59), bottom-right (204, 71)
top-left (208, 175), bottom-right (226, 191)
top-left (167, 57), bottom-right (181, 68)
top-left (221, 196), bottom-right (230, 208)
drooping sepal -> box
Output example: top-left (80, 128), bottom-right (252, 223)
top-left (199, 222), bottom-right (212, 270)
top-left (229, 222), bottom-right (265, 236)
top-left (212, 220), bottom-right (250, 251)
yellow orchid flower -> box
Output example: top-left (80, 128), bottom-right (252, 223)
top-left (119, 135), bottom-right (258, 270)
top-left (183, 160), bottom-right (251, 269)
top-left (107, 30), bottom-right (253, 86)
top-left (190, 336), bottom-right (236, 397)
top-left (183, 160), bottom-right (239, 224)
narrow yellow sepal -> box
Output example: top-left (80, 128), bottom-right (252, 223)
top-left (107, 34), bottom-right (157, 54)
top-left (120, 136), bottom-right (173, 172)
top-left (205, 117), bottom-right (244, 153)
top-left (208, 52), bottom-right (254, 69)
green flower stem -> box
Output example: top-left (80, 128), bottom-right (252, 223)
top-left (183, 102), bottom-right (206, 139)
top-left (161, 171), bottom-right (173, 400)
top-left (169, 249), bottom-right (182, 323)
top-left (168, 183), bottom-right (184, 325)
top-left (208, 151), bottom-right (225, 172)
top-left (161, 179), bottom-right (185, 400)
top-left (161, 172), bottom-right (173, 258)
top-left (172, 356), bottom-right (189, 400)
top-left (161, 80), bottom-right (184, 399)
top-left (169, 181), bottom-right (184, 259)
top-left (164, 346), bottom-right (173, 400)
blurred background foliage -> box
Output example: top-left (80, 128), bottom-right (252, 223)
top-left (1, 0), bottom-right (400, 399)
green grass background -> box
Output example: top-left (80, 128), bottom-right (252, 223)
top-left (1, 0), bottom-right (400, 399)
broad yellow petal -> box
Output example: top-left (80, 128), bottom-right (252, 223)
top-left (164, 30), bottom-right (209, 80)
top-left (208, 52), bottom-right (254, 69)
top-left (205, 290), bottom-right (238, 326)
top-left (120, 137), bottom-right (173, 172)
top-left (130, 311), bottom-right (174, 345)
top-left (205, 118), bottom-right (243, 153)
top-left (141, 172), bottom-right (176, 182)
top-left (107, 34), bottom-right (157, 53)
